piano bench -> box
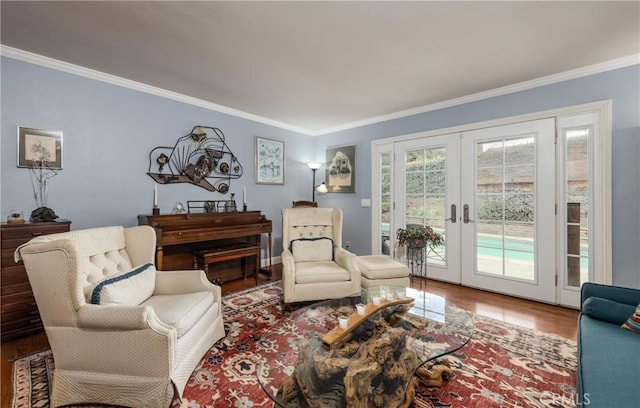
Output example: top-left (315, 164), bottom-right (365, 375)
top-left (193, 244), bottom-right (261, 284)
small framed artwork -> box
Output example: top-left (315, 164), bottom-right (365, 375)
top-left (326, 144), bottom-right (356, 193)
top-left (255, 136), bottom-right (285, 184)
top-left (17, 127), bottom-right (63, 169)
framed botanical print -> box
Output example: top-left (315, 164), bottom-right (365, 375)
top-left (255, 136), bottom-right (285, 184)
top-left (326, 144), bottom-right (355, 193)
top-left (17, 127), bottom-right (63, 169)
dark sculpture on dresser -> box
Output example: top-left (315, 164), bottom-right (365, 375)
top-left (30, 206), bottom-right (59, 222)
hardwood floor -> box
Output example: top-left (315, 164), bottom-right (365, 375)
top-left (421, 279), bottom-right (579, 339)
top-left (0, 265), bottom-right (579, 407)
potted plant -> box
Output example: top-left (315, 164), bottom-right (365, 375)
top-left (396, 225), bottom-right (444, 249)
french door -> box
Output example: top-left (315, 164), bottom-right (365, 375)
top-left (373, 102), bottom-right (610, 307)
top-left (393, 134), bottom-right (461, 283)
top-left (459, 119), bottom-right (556, 303)
top-left (393, 119), bottom-right (557, 303)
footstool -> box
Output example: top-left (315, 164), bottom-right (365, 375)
top-left (357, 255), bottom-right (410, 288)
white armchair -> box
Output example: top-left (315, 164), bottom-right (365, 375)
top-left (15, 225), bottom-right (225, 408)
top-left (281, 207), bottom-right (360, 306)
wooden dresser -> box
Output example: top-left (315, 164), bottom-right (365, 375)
top-left (1, 220), bottom-right (71, 342)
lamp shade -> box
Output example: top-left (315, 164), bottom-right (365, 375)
top-left (307, 162), bottom-right (322, 170)
top-left (316, 182), bottom-right (328, 194)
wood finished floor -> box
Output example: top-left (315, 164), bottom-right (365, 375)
top-left (1, 265), bottom-right (579, 407)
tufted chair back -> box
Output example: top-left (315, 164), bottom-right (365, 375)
top-left (15, 225), bottom-right (156, 326)
top-left (282, 207), bottom-right (343, 251)
top-left (280, 207), bottom-right (360, 305)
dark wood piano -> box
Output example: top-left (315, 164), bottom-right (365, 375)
top-left (138, 211), bottom-right (272, 283)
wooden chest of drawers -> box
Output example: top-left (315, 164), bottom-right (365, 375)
top-left (1, 220), bottom-right (71, 342)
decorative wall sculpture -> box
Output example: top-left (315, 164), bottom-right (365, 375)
top-left (147, 126), bottom-right (243, 193)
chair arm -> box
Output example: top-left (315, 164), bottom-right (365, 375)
top-left (281, 250), bottom-right (296, 301)
top-left (282, 249), bottom-right (295, 273)
top-left (154, 269), bottom-right (221, 300)
top-left (334, 247), bottom-right (361, 287)
top-left (77, 304), bottom-right (173, 334)
top-left (334, 247), bottom-right (356, 270)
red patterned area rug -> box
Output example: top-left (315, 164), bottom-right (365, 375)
top-left (12, 281), bottom-right (577, 408)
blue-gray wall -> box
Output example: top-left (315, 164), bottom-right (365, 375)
top-left (2, 57), bottom-right (638, 288)
top-left (0, 56), bottom-right (321, 256)
top-left (316, 65), bottom-right (640, 289)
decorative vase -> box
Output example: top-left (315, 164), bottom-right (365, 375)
top-left (29, 163), bottom-right (59, 222)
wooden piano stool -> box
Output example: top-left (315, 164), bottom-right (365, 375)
top-left (193, 244), bottom-right (260, 284)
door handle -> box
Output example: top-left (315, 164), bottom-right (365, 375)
top-left (449, 204), bottom-right (457, 223)
top-left (463, 204), bottom-right (474, 223)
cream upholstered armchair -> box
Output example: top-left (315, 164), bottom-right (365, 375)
top-left (15, 225), bottom-right (225, 408)
top-left (281, 207), bottom-right (360, 306)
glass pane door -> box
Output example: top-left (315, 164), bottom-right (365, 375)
top-left (372, 104), bottom-right (609, 307)
top-left (558, 111), bottom-right (599, 308)
top-left (372, 142), bottom-right (394, 256)
top-left (405, 147), bottom-right (448, 266)
top-left (380, 151), bottom-right (392, 255)
top-left (461, 119), bottom-right (556, 303)
top-left (394, 134), bottom-right (460, 283)
top-left (474, 137), bottom-right (535, 280)
top-left (565, 128), bottom-right (590, 288)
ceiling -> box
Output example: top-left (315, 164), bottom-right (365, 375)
top-left (2, 1), bottom-right (639, 135)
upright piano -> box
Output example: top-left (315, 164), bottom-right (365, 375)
top-left (138, 211), bottom-right (272, 283)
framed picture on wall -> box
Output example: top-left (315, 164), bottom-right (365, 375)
top-left (17, 127), bottom-right (63, 169)
top-left (255, 136), bottom-right (285, 184)
top-left (325, 144), bottom-right (355, 193)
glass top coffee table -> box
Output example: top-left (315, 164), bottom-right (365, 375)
top-left (256, 286), bottom-right (474, 407)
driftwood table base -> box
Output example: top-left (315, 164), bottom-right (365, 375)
top-left (275, 305), bottom-right (452, 408)
top-left (414, 359), bottom-right (454, 388)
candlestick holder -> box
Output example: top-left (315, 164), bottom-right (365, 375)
top-left (243, 204), bottom-right (247, 212)
top-left (152, 206), bottom-right (160, 215)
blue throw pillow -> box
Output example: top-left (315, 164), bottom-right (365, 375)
top-left (582, 296), bottom-right (637, 325)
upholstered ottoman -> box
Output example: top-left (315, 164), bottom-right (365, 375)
top-left (357, 255), bottom-right (410, 288)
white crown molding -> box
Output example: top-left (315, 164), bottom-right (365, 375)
top-left (2, 45), bottom-right (638, 137)
top-left (0, 45), bottom-right (312, 135)
top-left (316, 53), bottom-right (640, 136)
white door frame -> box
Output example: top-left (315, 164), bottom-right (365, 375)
top-left (556, 110), bottom-right (610, 307)
top-left (371, 100), bottom-right (612, 305)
